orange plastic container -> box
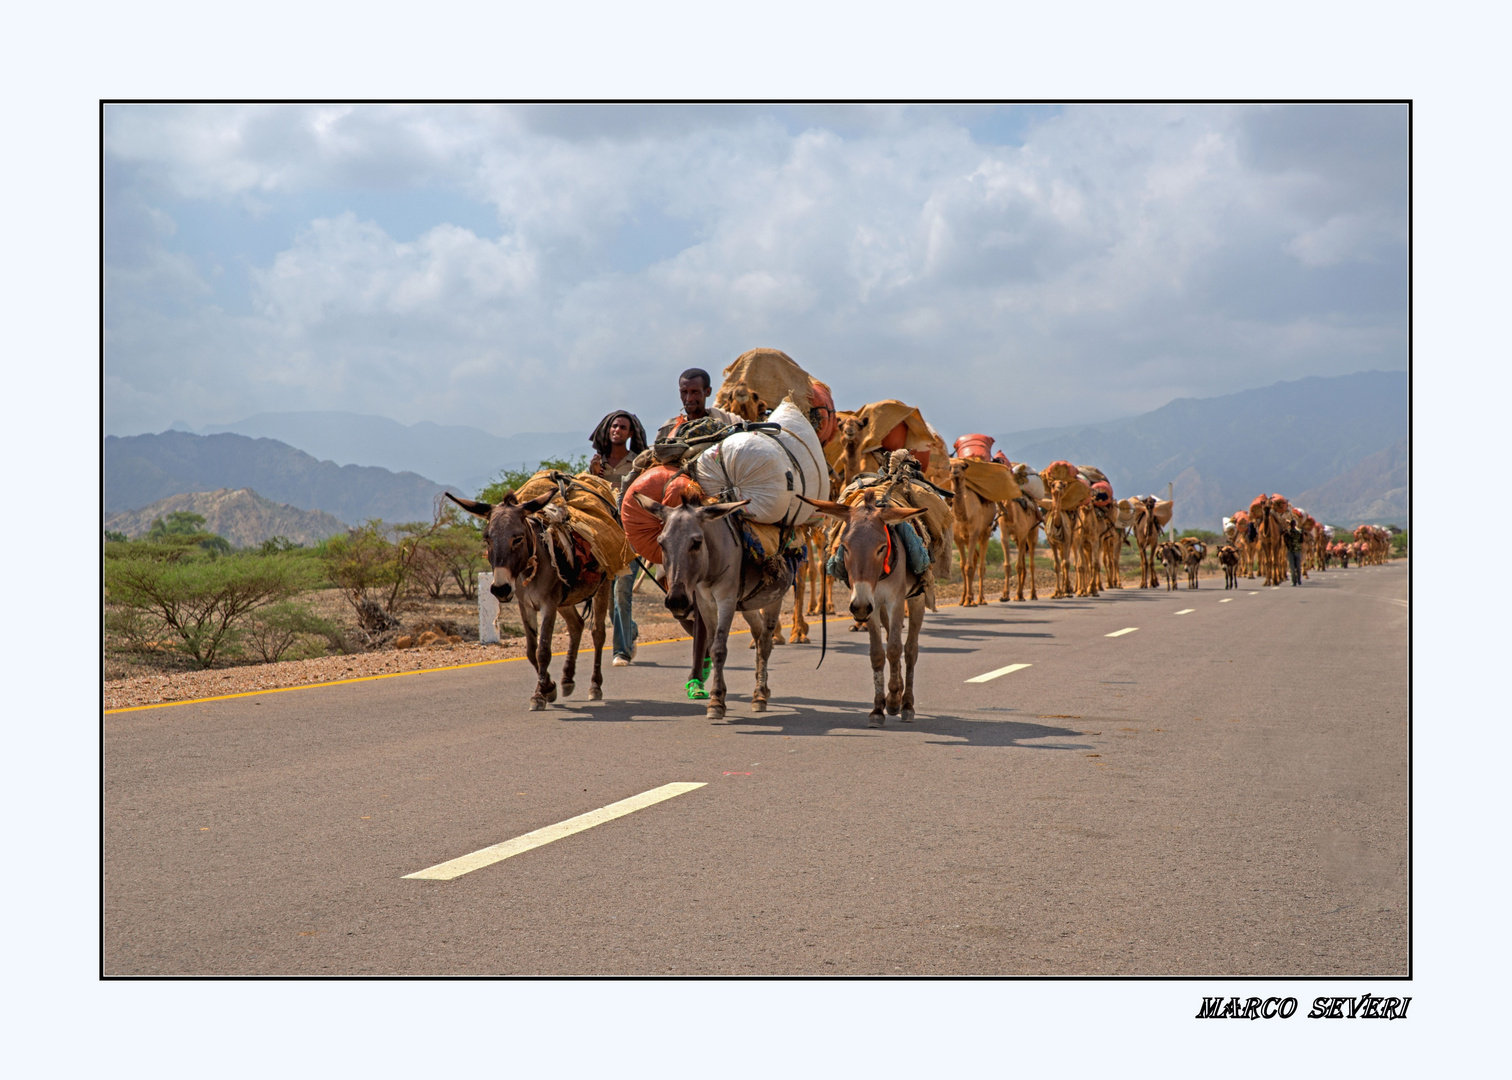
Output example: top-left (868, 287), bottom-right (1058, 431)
top-left (953, 433), bottom-right (994, 460)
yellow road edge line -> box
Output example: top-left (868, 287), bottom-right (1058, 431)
top-left (966, 663), bottom-right (1032, 684)
top-left (103, 631), bottom-right (752, 715)
top-left (403, 781), bottom-right (707, 880)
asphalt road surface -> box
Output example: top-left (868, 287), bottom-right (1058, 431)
top-left (104, 561), bottom-right (1409, 977)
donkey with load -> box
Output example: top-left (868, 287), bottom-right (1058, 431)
top-left (448, 471), bottom-right (632, 711)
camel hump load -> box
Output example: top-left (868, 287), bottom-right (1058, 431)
top-left (950, 455), bottom-right (1021, 503)
top-left (953, 433), bottom-right (995, 460)
top-left (716, 347), bottom-right (827, 426)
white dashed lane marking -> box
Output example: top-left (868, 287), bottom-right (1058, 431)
top-left (966, 663), bottom-right (1032, 683)
top-left (1220, 598), bottom-right (1233, 603)
top-left (403, 782), bottom-right (707, 881)
top-left (1105, 628), bottom-right (1139, 638)
top-left (1175, 609), bottom-right (1195, 615)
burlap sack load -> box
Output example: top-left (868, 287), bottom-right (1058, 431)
top-left (1040, 460), bottom-right (1091, 510)
top-left (513, 471), bottom-right (633, 579)
top-left (715, 348), bottom-right (814, 422)
top-left (838, 451), bottom-right (954, 608)
top-left (951, 457), bottom-right (1022, 503)
top-left (694, 400), bottom-right (830, 526)
top-left (1077, 464), bottom-right (1110, 488)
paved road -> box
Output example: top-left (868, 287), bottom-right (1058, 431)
top-left (104, 562), bottom-right (1408, 976)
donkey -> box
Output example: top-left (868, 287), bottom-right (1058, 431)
top-left (1218, 544), bottom-right (1240, 589)
top-left (632, 494), bottom-right (790, 721)
top-left (448, 492), bottom-right (611, 710)
top-left (799, 491), bottom-right (929, 727)
top-left (1157, 541), bottom-right (1183, 591)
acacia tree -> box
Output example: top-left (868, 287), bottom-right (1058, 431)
top-left (105, 551), bottom-right (319, 668)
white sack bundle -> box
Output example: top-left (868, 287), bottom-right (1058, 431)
top-left (695, 400), bottom-right (830, 525)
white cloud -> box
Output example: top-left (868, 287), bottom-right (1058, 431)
top-left (103, 103), bottom-right (1407, 439)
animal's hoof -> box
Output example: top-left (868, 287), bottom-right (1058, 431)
top-left (707, 705), bottom-right (725, 720)
top-left (792, 632), bottom-right (809, 644)
top-left (544, 685), bottom-right (558, 703)
top-left (868, 714), bottom-right (884, 728)
top-left (751, 699), bottom-right (767, 713)
top-left (561, 681), bottom-right (574, 698)
top-left (886, 701), bottom-right (901, 716)
top-left (848, 624), bottom-right (862, 633)
top-left (901, 709), bottom-right (915, 723)
top-left (529, 699), bottom-right (546, 712)
top-left (588, 686), bottom-right (602, 701)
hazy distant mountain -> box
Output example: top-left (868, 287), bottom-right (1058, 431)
top-left (201, 412), bottom-right (589, 496)
top-left (105, 488), bottom-right (350, 547)
top-left (1294, 436), bottom-right (1408, 526)
top-left (104, 431), bottom-right (453, 525)
top-left (995, 370), bottom-right (1407, 529)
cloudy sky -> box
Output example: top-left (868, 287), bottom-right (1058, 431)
top-left (104, 103), bottom-right (1407, 440)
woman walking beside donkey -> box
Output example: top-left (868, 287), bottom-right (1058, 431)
top-left (589, 410), bottom-right (648, 666)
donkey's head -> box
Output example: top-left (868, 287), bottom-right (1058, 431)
top-left (447, 491), bottom-right (554, 603)
top-left (632, 492), bottom-right (748, 620)
top-left (799, 491), bottom-right (925, 623)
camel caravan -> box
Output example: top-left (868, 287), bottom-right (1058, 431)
top-left (454, 346), bottom-right (1397, 720)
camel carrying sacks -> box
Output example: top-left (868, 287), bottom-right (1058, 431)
top-left (693, 400), bottom-right (830, 526)
top-left (952, 457), bottom-right (1022, 503)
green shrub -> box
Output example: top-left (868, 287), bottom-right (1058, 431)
top-left (245, 602), bottom-right (346, 662)
top-left (104, 551), bottom-right (322, 668)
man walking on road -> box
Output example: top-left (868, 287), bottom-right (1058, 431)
top-left (590, 410), bottom-right (647, 666)
top-left (1284, 518), bottom-right (1306, 586)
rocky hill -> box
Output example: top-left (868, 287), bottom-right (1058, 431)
top-left (105, 431), bottom-right (453, 525)
top-left (1294, 435), bottom-right (1408, 526)
top-left (105, 488), bottom-right (351, 548)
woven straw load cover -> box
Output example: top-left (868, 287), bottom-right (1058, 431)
top-left (1040, 460), bottom-right (1090, 511)
top-left (952, 457), bottom-right (1021, 503)
top-left (513, 471), bottom-right (633, 579)
top-left (694, 400), bottom-right (830, 526)
top-left (1153, 499), bottom-right (1174, 529)
top-left (1117, 499), bottom-right (1137, 528)
top-left (715, 348), bottom-right (814, 421)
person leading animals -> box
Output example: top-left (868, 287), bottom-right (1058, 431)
top-left (655, 367), bottom-right (737, 442)
top-left (1284, 518), bottom-right (1306, 586)
top-left (589, 410), bottom-right (647, 666)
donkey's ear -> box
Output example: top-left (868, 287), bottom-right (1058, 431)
top-left (697, 500), bottom-right (749, 521)
top-left (796, 495), bottom-right (853, 522)
top-left (520, 493), bottom-right (554, 514)
top-left (632, 493), bottom-right (668, 519)
top-left (878, 505), bottom-right (927, 524)
top-left (446, 493), bottom-right (493, 518)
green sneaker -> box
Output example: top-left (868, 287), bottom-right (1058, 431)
top-left (685, 678), bottom-right (709, 700)
top-left (701, 657), bottom-right (713, 681)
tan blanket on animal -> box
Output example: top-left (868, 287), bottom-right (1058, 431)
top-left (513, 471), bottom-right (633, 579)
top-left (852, 400), bottom-right (935, 455)
top-left (716, 348), bottom-right (814, 420)
top-left (839, 467), bottom-right (953, 609)
top-left (953, 457), bottom-right (1021, 503)
top-left (1039, 460), bottom-right (1091, 511)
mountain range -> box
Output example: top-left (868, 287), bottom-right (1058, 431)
top-left (993, 370), bottom-right (1408, 528)
top-left (105, 370), bottom-right (1408, 539)
top-left (104, 431), bottom-right (453, 526)
top-left (197, 413), bottom-right (590, 497)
